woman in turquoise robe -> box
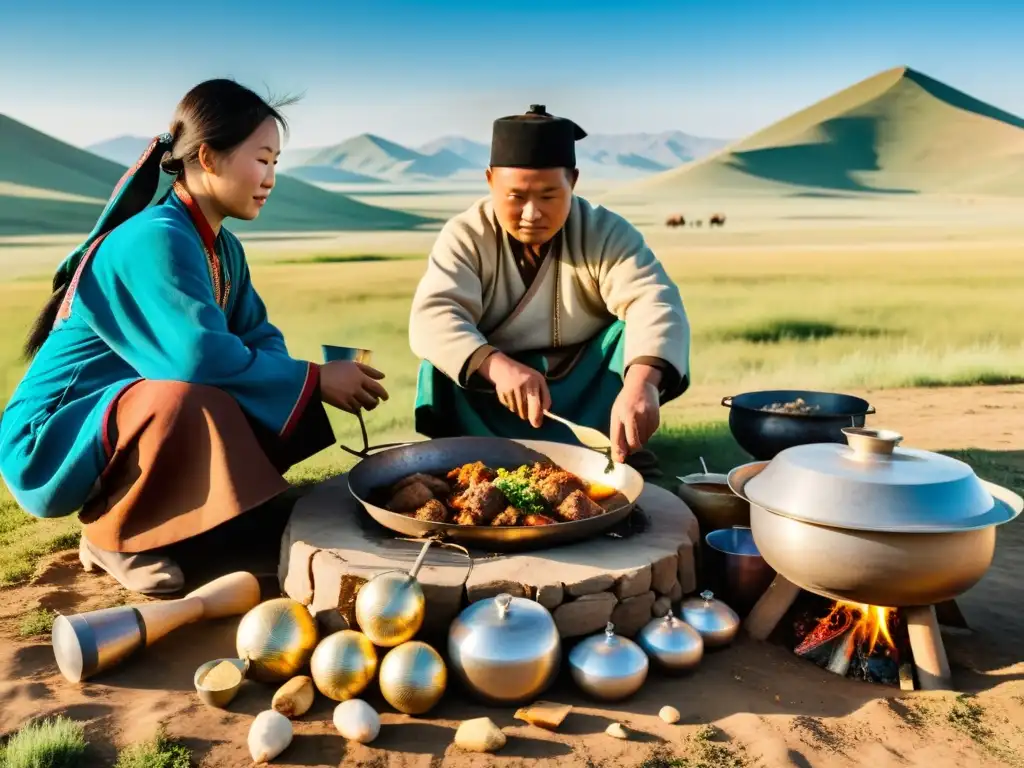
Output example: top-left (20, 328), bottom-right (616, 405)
top-left (0, 80), bottom-right (388, 595)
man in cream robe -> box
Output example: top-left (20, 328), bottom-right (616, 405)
top-left (409, 105), bottom-right (690, 471)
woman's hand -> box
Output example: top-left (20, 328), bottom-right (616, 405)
top-left (319, 361), bottom-right (389, 413)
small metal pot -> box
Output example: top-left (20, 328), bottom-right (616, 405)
top-left (448, 593), bottom-right (561, 706)
top-left (636, 610), bottom-right (703, 673)
top-left (677, 472), bottom-right (751, 532)
top-left (721, 390), bottom-right (875, 460)
top-left (568, 622), bottom-right (649, 702)
top-left (194, 657), bottom-right (248, 709)
top-left (704, 526), bottom-right (776, 617)
top-left (680, 591), bottom-right (740, 648)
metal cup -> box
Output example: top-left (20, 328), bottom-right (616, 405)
top-left (52, 606), bottom-right (146, 684)
top-left (704, 526), bottom-right (776, 619)
top-left (321, 345), bottom-right (373, 365)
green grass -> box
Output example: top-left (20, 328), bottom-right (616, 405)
top-left (0, 238), bottom-right (1022, 583)
top-left (716, 318), bottom-right (888, 344)
top-left (0, 716), bottom-right (88, 768)
top-left (113, 728), bottom-right (192, 768)
top-left (275, 252), bottom-right (423, 265)
top-left (0, 486), bottom-right (80, 586)
top-left (17, 607), bottom-right (56, 637)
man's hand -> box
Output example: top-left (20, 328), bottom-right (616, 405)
top-left (479, 352), bottom-right (551, 428)
top-left (610, 364), bottom-right (663, 463)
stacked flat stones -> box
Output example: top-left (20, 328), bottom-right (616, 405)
top-left (281, 474), bottom-right (699, 639)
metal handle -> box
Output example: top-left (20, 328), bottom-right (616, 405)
top-left (496, 593), bottom-right (512, 619)
top-left (721, 396), bottom-right (733, 407)
top-left (338, 410), bottom-right (417, 459)
top-left (391, 534), bottom-right (476, 584)
top-left (842, 427), bottom-right (902, 458)
top-left (866, 405), bottom-right (876, 415)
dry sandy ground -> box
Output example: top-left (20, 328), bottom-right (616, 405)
top-left (0, 384), bottom-right (1022, 768)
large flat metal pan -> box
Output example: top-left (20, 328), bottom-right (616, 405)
top-left (346, 437), bottom-right (645, 552)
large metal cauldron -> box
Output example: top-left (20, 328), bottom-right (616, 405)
top-left (347, 437), bottom-right (645, 551)
top-left (722, 389), bottom-right (875, 460)
top-left (727, 428), bottom-right (1023, 607)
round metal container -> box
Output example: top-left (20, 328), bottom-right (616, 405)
top-left (235, 598), bottom-right (320, 683)
top-left (193, 657), bottom-right (248, 709)
top-left (728, 434), bottom-right (1024, 608)
top-left (354, 570), bottom-right (425, 648)
top-left (636, 610), bottom-right (703, 673)
top-left (568, 622), bottom-right (649, 701)
top-left (347, 437), bottom-right (644, 551)
top-left (378, 641), bottom-right (447, 715)
top-left (309, 630), bottom-right (378, 702)
top-left (679, 591), bottom-right (740, 648)
top-left (448, 593), bottom-right (561, 706)
top-left (740, 427), bottom-right (1020, 533)
top-left (677, 472), bottom-right (751, 532)
top-left (721, 389), bottom-right (875, 460)
top-left (704, 526), bottom-right (776, 616)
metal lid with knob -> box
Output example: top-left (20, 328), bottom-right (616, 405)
top-left (447, 592), bottom-right (561, 705)
top-left (567, 621), bottom-right (649, 702)
top-left (731, 427), bottom-right (1023, 533)
top-left (680, 590), bottom-right (740, 648)
top-left (636, 608), bottom-right (704, 672)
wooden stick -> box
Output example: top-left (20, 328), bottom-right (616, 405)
top-left (187, 571), bottom-right (262, 620)
top-left (899, 663), bottom-right (915, 691)
top-left (826, 628), bottom-right (857, 677)
top-left (136, 571), bottom-right (261, 646)
top-left (744, 574), bottom-right (801, 641)
top-left (905, 605), bottom-right (952, 691)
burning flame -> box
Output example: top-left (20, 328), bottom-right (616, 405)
top-left (795, 600), bottom-right (897, 657)
top-left (855, 603), bottom-right (897, 655)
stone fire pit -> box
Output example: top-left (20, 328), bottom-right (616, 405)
top-left (279, 474), bottom-right (699, 640)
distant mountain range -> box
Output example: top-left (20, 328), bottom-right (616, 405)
top-left (86, 129), bottom-right (732, 184)
top-left (607, 65), bottom-right (1024, 201)
top-left (1, 117), bottom-right (433, 237)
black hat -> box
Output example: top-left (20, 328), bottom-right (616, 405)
top-left (489, 104), bottom-right (588, 169)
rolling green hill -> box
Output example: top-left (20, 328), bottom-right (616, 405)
top-left (606, 66), bottom-right (1024, 201)
top-left (0, 115), bottom-right (436, 236)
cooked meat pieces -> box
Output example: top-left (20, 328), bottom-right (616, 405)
top-left (393, 472), bottom-right (450, 497)
top-left (523, 513), bottom-right (558, 526)
top-left (454, 509), bottom-right (483, 526)
top-left (450, 481), bottom-right (507, 525)
top-left (446, 461), bottom-right (496, 491)
top-left (536, 470), bottom-right (587, 507)
top-left (413, 499), bottom-right (449, 523)
top-left (387, 481), bottom-right (434, 513)
top-left (530, 462), bottom-right (559, 481)
top-left (557, 490), bottom-right (605, 521)
top-left (490, 507), bottom-right (521, 527)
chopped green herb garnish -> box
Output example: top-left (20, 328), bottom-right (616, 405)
top-left (493, 465), bottom-right (548, 515)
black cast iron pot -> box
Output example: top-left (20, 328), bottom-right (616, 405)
top-left (721, 389), bottom-right (875, 460)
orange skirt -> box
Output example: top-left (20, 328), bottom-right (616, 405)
top-left (79, 380), bottom-right (334, 553)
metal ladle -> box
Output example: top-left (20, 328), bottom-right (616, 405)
top-left (543, 410), bottom-right (616, 473)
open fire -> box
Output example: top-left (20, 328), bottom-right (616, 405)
top-left (784, 595), bottom-right (913, 687)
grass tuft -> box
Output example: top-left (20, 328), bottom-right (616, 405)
top-left (718, 318), bottom-right (887, 344)
top-left (1, 716), bottom-right (88, 768)
top-left (114, 727), bottom-right (192, 768)
top-left (17, 607), bottom-right (57, 637)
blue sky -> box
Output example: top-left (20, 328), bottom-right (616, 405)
top-left (2, 0), bottom-right (1022, 150)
